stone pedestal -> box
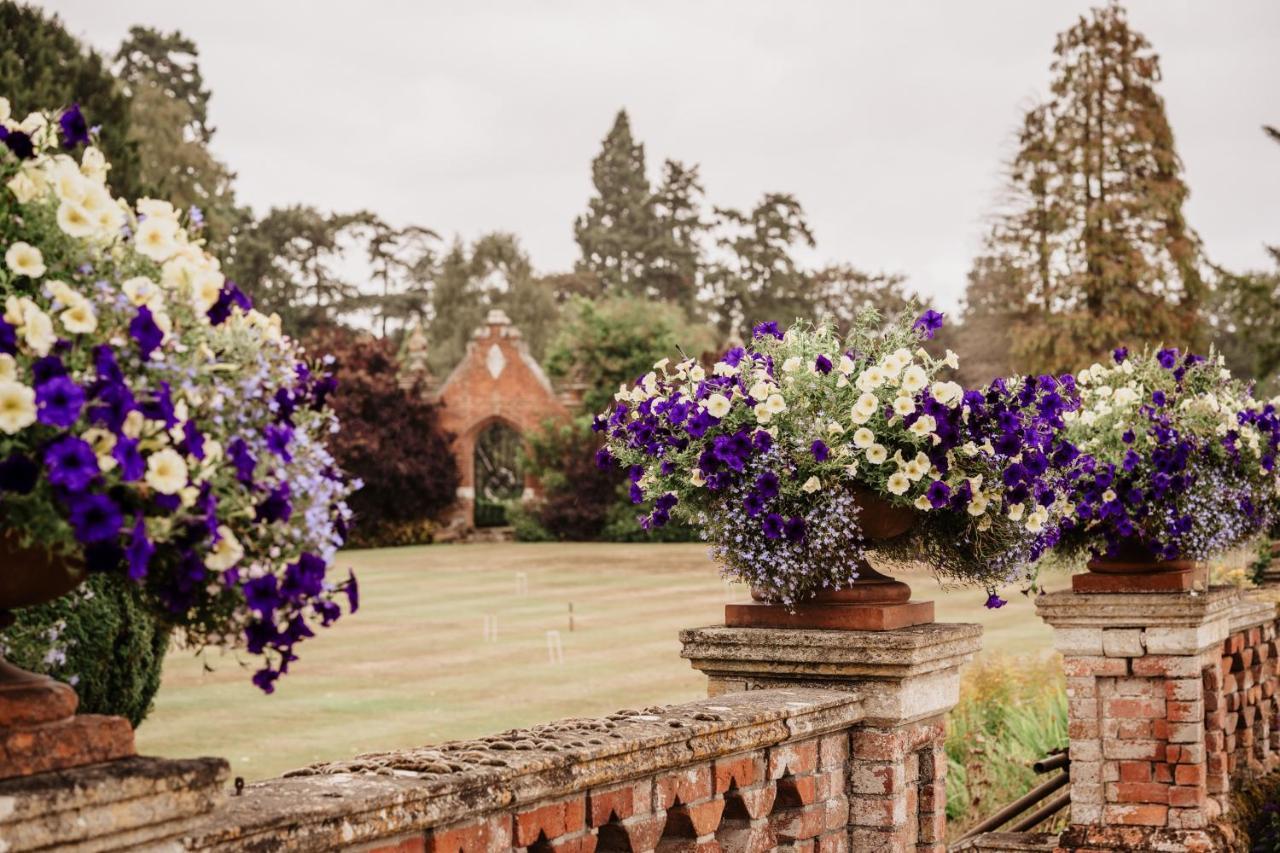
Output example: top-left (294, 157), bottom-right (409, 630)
top-left (1036, 587), bottom-right (1266, 851)
top-left (680, 622), bottom-right (981, 851)
top-left (0, 754), bottom-right (228, 851)
top-left (0, 661), bottom-right (135, 779)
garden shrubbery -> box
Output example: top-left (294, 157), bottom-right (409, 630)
top-left (306, 329), bottom-right (459, 547)
top-left (946, 656), bottom-right (1068, 839)
top-left (3, 573), bottom-right (170, 727)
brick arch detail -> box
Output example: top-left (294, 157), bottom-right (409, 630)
top-left (431, 311), bottom-right (570, 529)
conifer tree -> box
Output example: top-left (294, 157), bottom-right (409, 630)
top-left (980, 2), bottom-right (1204, 374)
top-left (574, 110), bottom-right (657, 295)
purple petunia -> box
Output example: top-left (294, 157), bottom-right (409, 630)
top-left (752, 321), bottom-right (783, 340)
top-left (66, 493), bottom-right (123, 544)
top-left (126, 516), bottom-right (154, 580)
top-left (0, 452), bottom-right (38, 494)
top-left (926, 480), bottom-right (952, 509)
top-left (1113, 347), bottom-right (1128, 364)
top-left (35, 376), bottom-right (84, 428)
top-left (44, 436), bottom-right (99, 492)
top-left (58, 104), bottom-right (90, 148)
top-left (984, 593), bottom-right (1007, 609)
top-left (913, 309), bottom-right (944, 340)
top-left (811, 440), bottom-right (829, 462)
top-left (129, 306), bottom-right (164, 359)
top-left (762, 512), bottom-right (784, 539)
top-left (814, 354), bottom-right (832, 374)
top-left (1157, 348), bottom-right (1179, 369)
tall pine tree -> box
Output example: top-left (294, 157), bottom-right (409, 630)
top-left (979, 2), bottom-right (1204, 375)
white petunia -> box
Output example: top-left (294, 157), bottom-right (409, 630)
top-left (0, 381), bottom-right (36, 434)
top-left (968, 493), bottom-right (990, 516)
top-left (704, 393), bottom-right (732, 418)
top-left (853, 427), bottom-right (875, 448)
top-left (914, 495), bottom-right (932, 511)
top-left (122, 276), bottom-right (162, 308)
top-left (865, 444), bottom-right (888, 464)
top-left (908, 415), bottom-right (937, 437)
top-left (886, 472), bottom-right (911, 495)
top-left (764, 393), bottom-right (787, 415)
top-left (781, 356), bottom-right (802, 374)
top-left (60, 298), bottom-right (97, 334)
top-left (856, 366), bottom-right (886, 392)
top-left (943, 349), bottom-right (960, 369)
top-left (838, 355), bottom-right (857, 375)
top-left (21, 306), bottom-right (56, 356)
top-left (931, 381), bottom-right (964, 406)
top-left (5, 242), bottom-right (45, 279)
top-left (748, 380), bottom-right (774, 401)
top-left (753, 403), bottom-right (772, 424)
top-left (206, 526), bottom-right (246, 571)
top-left (134, 216), bottom-right (180, 262)
top-left (1006, 503), bottom-right (1025, 521)
top-left (801, 476), bottom-right (821, 493)
top-left (892, 395), bottom-right (915, 416)
top-left (900, 365), bottom-right (928, 394)
top-left (0, 354), bottom-right (15, 383)
top-left (145, 448), bottom-right (189, 495)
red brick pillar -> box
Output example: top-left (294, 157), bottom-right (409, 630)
top-left (680, 622), bottom-right (981, 852)
top-left (1037, 588), bottom-right (1255, 851)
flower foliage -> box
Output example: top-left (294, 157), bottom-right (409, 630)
top-left (0, 98), bottom-right (355, 692)
top-left (1056, 348), bottom-right (1280, 562)
top-left (597, 307), bottom-right (1080, 603)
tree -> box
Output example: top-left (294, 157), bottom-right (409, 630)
top-left (114, 27), bottom-right (243, 250)
top-left (1208, 126), bottom-right (1280, 394)
top-left (544, 295), bottom-right (717, 415)
top-left (574, 110), bottom-right (657, 295)
top-left (306, 328), bottom-right (459, 544)
top-left (809, 265), bottom-right (914, 336)
top-left (229, 205), bottom-right (377, 336)
top-left (427, 233), bottom-right (558, 373)
top-left (0, 2), bottom-right (142, 201)
top-left (648, 159), bottom-right (706, 311)
top-left (986, 2), bottom-right (1205, 375)
top-left (359, 221), bottom-right (439, 337)
top-left (115, 27), bottom-right (212, 141)
top-left (951, 254), bottom-right (1029, 385)
top-left (703, 193), bottom-right (816, 338)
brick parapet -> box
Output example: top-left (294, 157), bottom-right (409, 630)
top-left (182, 688), bottom-right (866, 852)
top-left (1037, 585), bottom-right (1280, 851)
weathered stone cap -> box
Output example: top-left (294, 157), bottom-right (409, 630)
top-left (679, 623), bottom-right (983, 680)
top-left (183, 688), bottom-right (862, 852)
top-left (1036, 586), bottom-right (1247, 629)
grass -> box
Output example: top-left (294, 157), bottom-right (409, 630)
top-left (945, 655), bottom-right (1069, 839)
top-left (136, 542), bottom-right (1063, 780)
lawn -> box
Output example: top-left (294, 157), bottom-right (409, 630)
top-left (136, 542), bottom-right (1064, 780)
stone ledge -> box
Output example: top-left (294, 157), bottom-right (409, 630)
top-left (1230, 595), bottom-right (1277, 634)
top-left (183, 688), bottom-right (862, 851)
top-left (0, 755), bottom-right (227, 852)
top-left (1036, 587), bottom-right (1242, 629)
top-left (951, 831), bottom-right (1060, 851)
top-left (678, 623), bottom-right (983, 679)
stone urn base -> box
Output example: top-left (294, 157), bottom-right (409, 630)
top-left (1072, 540), bottom-right (1200, 594)
top-left (0, 536), bottom-right (135, 780)
top-left (0, 619), bottom-right (136, 780)
top-left (725, 566), bottom-right (935, 631)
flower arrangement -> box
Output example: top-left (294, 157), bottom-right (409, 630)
top-left (1055, 347), bottom-right (1280, 563)
top-left (0, 99), bottom-right (356, 692)
top-left (596, 307), bottom-right (1080, 605)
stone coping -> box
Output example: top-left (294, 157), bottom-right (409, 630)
top-left (183, 687), bottom-right (862, 851)
top-left (1036, 586), bottom-right (1243, 629)
top-left (678, 622), bottom-right (983, 679)
top-left (1231, 593), bottom-right (1278, 633)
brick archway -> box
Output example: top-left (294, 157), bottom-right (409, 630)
top-left (431, 310), bottom-right (571, 530)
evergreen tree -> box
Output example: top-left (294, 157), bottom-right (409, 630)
top-left (574, 110), bottom-right (657, 295)
top-left (114, 27), bottom-right (243, 250)
top-left (648, 159), bottom-right (706, 310)
top-left (427, 233), bottom-right (558, 373)
top-left (360, 220), bottom-right (438, 337)
top-left (704, 193), bottom-right (816, 338)
top-left (0, 1), bottom-right (142, 201)
top-left (987, 1), bottom-right (1204, 374)
top-left (809, 265), bottom-right (914, 336)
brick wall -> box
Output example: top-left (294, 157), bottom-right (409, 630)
top-left (184, 687), bottom-right (960, 852)
top-left (1040, 587), bottom-right (1280, 852)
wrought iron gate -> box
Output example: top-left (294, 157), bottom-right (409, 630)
top-left (473, 422), bottom-right (522, 527)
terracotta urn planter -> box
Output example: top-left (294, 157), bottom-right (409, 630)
top-left (0, 536), bottom-right (135, 779)
top-left (727, 489), bottom-right (935, 631)
top-left (1072, 538), bottom-right (1200, 594)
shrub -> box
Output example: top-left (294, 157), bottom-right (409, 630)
top-left (306, 329), bottom-right (459, 543)
top-left (945, 655), bottom-right (1068, 838)
top-left (3, 572), bottom-right (169, 727)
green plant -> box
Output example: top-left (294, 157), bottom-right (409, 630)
top-left (945, 656), bottom-right (1068, 838)
top-left (2, 572), bottom-right (169, 727)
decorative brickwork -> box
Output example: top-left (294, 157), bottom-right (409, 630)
top-left (1038, 586), bottom-right (1280, 851)
top-left (430, 310), bottom-right (572, 530)
top-left (182, 688), bottom-right (869, 851)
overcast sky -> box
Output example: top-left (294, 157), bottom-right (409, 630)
top-left (35, 1), bottom-right (1280, 312)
